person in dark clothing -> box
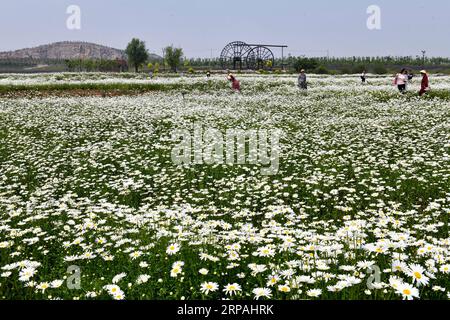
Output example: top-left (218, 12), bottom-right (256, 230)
top-left (419, 70), bottom-right (429, 96)
top-left (361, 70), bottom-right (367, 84)
top-left (298, 69), bottom-right (307, 90)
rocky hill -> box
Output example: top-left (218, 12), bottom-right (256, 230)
top-left (0, 42), bottom-right (126, 60)
top-left (0, 41), bottom-right (161, 61)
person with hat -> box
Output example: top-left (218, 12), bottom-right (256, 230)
top-left (227, 72), bottom-right (241, 93)
top-left (298, 69), bottom-right (307, 90)
top-left (419, 70), bottom-right (429, 96)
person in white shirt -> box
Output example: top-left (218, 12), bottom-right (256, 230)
top-left (394, 68), bottom-right (408, 94)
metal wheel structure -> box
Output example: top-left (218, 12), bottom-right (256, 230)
top-left (246, 46), bottom-right (274, 70)
top-left (220, 41), bottom-right (287, 70)
top-left (220, 41), bottom-right (252, 70)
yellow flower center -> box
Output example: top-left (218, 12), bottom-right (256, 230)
top-left (414, 272), bottom-right (422, 279)
top-left (403, 289), bottom-right (411, 295)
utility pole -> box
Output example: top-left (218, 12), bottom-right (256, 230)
top-left (210, 49), bottom-right (213, 69)
top-left (79, 45), bottom-right (82, 72)
top-left (162, 48), bottom-right (165, 72)
top-left (421, 50), bottom-right (426, 68)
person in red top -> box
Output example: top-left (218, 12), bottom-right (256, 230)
top-left (419, 70), bottom-right (429, 96)
top-left (227, 72), bottom-right (241, 92)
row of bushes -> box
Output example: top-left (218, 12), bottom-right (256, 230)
top-left (0, 80), bottom-right (230, 94)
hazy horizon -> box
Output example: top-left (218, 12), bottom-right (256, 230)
top-left (1, 0), bottom-right (449, 58)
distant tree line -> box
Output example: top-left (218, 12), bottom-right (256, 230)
top-left (185, 55), bottom-right (450, 74)
top-left (64, 59), bottom-right (128, 72)
top-left (0, 58), bottom-right (67, 68)
top-left (0, 58), bottom-right (39, 67)
top-left (3, 38), bottom-right (450, 74)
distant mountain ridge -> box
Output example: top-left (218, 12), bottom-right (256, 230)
top-left (0, 41), bottom-right (162, 61)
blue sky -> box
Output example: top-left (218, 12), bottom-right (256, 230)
top-left (1, 0), bottom-right (449, 58)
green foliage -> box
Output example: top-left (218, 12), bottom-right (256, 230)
top-left (292, 57), bottom-right (319, 72)
top-left (340, 67), bottom-right (352, 75)
top-left (64, 59), bottom-right (126, 72)
top-left (314, 65), bottom-right (329, 74)
top-left (126, 38), bottom-right (149, 72)
top-left (154, 63), bottom-right (160, 74)
top-left (5, 54), bottom-right (450, 74)
top-left (164, 45), bottom-right (184, 72)
top-left (372, 64), bottom-right (388, 75)
top-left (352, 64), bottom-right (367, 74)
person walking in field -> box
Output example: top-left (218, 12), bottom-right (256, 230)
top-left (361, 70), bottom-right (367, 84)
top-left (419, 70), bottom-right (430, 96)
top-left (298, 69), bottom-right (307, 90)
top-left (227, 72), bottom-right (241, 92)
top-left (394, 68), bottom-right (408, 94)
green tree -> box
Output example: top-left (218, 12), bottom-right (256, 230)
top-left (372, 64), bottom-right (388, 75)
top-left (314, 65), bottom-right (329, 74)
top-left (164, 45), bottom-right (184, 72)
top-left (83, 59), bottom-right (95, 72)
top-left (65, 59), bottom-right (77, 72)
top-left (292, 57), bottom-right (319, 72)
top-left (352, 64), bottom-right (367, 74)
top-left (126, 38), bottom-right (149, 72)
